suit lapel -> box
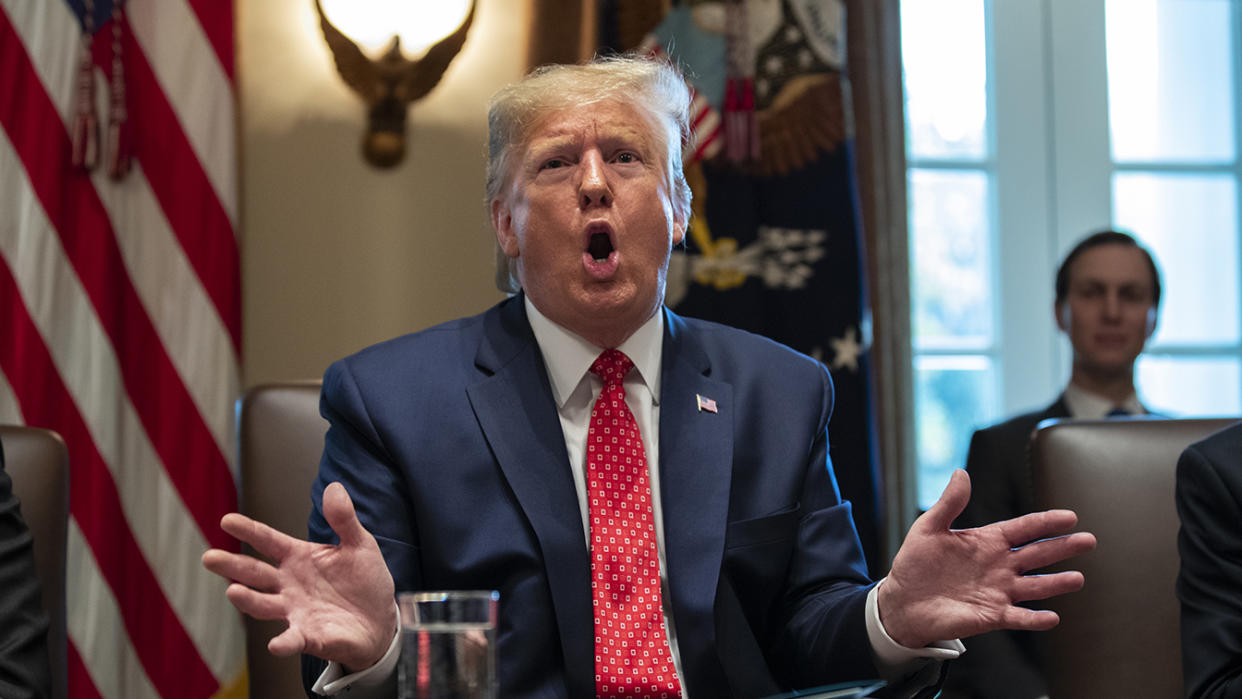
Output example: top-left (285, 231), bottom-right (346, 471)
top-left (657, 310), bottom-right (733, 690)
top-left (465, 298), bottom-right (594, 698)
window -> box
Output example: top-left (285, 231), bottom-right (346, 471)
top-left (901, 0), bottom-right (997, 507)
top-left (902, 0), bottom-right (1242, 509)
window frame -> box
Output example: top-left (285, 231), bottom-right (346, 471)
top-left (902, 0), bottom-right (1242, 509)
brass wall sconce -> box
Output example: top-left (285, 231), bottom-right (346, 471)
top-left (314, 0), bottom-right (476, 168)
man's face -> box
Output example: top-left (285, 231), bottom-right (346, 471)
top-left (491, 100), bottom-right (685, 346)
top-left (1056, 244), bottom-right (1157, 376)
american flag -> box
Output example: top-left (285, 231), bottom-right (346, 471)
top-left (637, 38), bottom-right (722, 166)
top-left (0, 1), bottom-right (246, 697)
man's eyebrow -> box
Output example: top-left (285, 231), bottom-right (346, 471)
top-left (598, 126), bottom-right (651, 145)
top-left (527, 134), bottom-right (578, 151)
top-left (1072, 279), bottom-right (1106, 290)
top-left (522, 136), bottom-right (579, 164)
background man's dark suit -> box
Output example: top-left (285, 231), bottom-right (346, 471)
top-left (944, 397), bottom-right (1070, 698)
top-left (0, 440), bottom-right (53, 699)
top-left (958, 397), bottom-right (1070, 531)
top-left (302, 295), bottom-right (882, 698)
top-left (1177, 421), bottom-right (1242, 699)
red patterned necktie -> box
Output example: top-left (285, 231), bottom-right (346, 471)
top-left (587, 349), bottom-right (683, 698)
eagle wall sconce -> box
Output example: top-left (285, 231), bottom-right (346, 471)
top-left (313, 0), bottom-right (476, 168)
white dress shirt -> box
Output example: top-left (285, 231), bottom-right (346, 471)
top-left (1062, 382), bottom-right (1147, 419)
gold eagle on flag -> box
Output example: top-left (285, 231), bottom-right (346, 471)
top-left (627, 0), bottom-right (852, 299)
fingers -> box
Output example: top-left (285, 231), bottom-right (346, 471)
top-left (224, 583), bottom-right (289, 621)
top-left (918, 469), bottom-right (971, 533)
top-left (1012, 531), bottom-right (1097, 572)
top-left (999, 605), bottom-right (1061, 632)
top-left (268, 626), bottom-right (308, 657)
top-left (323, 482), bottom-right (371, 549)
top-left (1012, 569), bottom-right (1086, 603)
top-left (996, 509), bottom-right (1085, 548)
top-left (202, 548), bottom-right (281, 591)
top-left (219, 512), bottom-right (297, 562)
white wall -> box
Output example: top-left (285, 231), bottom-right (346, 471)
top-left (237, 0), bottom-right (528, 385)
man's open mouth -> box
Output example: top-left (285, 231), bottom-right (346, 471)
top-left (582, 223), bottom-right (619, 278)
top-left (588, 231), bottom-right (614, 261)
top-left (584, 222), bottom-right (616, 262)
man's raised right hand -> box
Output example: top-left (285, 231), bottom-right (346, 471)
top-left (201, 481), bottom-right (396, 672)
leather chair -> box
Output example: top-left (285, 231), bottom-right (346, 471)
top-left (237, 382), bottom-right (327, 699)
top-left (0, 425), bottom-right (70, 699)
top-left (1030, 417), bottom-right (1238, 699)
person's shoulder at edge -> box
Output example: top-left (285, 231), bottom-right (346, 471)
top-left (1183, 420), bottom-right (1242, 466)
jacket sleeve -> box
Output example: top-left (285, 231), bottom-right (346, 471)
top-left (765, 362), bottom-right (880, 689)
top-left (301, 360), bottom-right (421, 697)
top-left (0, 442), bottom-right (53, 699)
top-left (1177, 442), bottom-right (1242, 699)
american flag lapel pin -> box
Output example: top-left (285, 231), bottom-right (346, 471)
top-left (696, 393), bottom-right (718, 413)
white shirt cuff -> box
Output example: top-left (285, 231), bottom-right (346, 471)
top-left (865, 578), bottom-right (965, 671)
top-left (312, 604), bottom-right (403, 696)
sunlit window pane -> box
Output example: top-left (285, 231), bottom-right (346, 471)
top-left (1137, 355), bottom-right (1242, 416)
top-left (901, 0), bottom-right (988, 160)
top-left (1113, 172), bottom-right (1240, 346)
top-left (1106, 0), bottom-right (1235, 163)
top-left (909, 169), bottom-right (993, 348)
top-left (915, 356), bottom-right (997, 510)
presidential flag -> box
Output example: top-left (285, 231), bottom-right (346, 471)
top-left (0, 0), bottom-right (246, 697)
top-left (604, 0), bottom-right (884, 571)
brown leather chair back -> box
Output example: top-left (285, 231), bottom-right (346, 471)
top-left (237, 382), bottom-right (326, 699)
top-left (1030, 417), bottom-right (1238, 699)
top-left (0, 425), bottom-right (69, 699)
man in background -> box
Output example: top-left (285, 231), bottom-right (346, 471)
top-left (1177, 420), bottom-right (1242, 699)
top-left (947, 230), bottom-right (1163, 697)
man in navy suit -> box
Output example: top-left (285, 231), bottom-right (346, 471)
top-left (204, 56), bottom-right (1095, 698)
top-left (946, 231), bottom-right (1162, 699)
top-left (1177, 421), bottom-right (1242, 699)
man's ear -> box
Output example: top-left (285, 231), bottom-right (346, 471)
top-left (672, 218), bottom-right (686, 247)
top-left (1055, 301), bottom-right (1070, 333)
top-left (491, 198), bottom-right (520, 259)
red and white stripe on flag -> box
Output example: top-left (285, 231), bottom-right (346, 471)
top-left (0, 1), bottom-right (246, 697)
top-left (638, 38), bottom-right (722, 165)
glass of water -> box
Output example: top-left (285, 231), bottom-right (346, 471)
top-left (397, 590), bottom-right (498, 699)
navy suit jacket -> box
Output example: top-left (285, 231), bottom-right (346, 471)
top-left (957, 397), bottom-right (1071, 531)
top-left (303, 296), bottom-right (883, 697)
top-left (1177, 421), bottom-right (1242, 699)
